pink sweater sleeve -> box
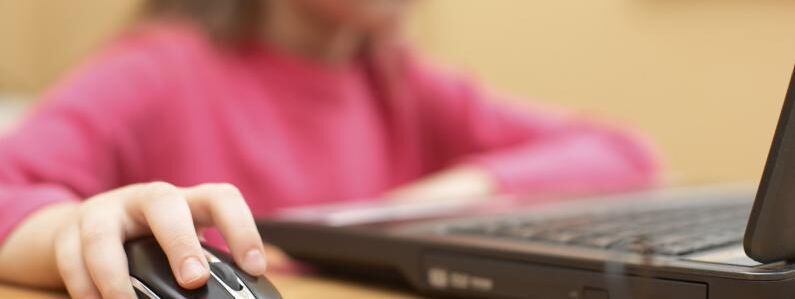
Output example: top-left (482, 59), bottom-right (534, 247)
top-left (411, 63), bottom-right (661, 196)
top-left (0, 41), bottom-right (161, 245)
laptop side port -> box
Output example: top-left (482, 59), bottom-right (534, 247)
top-left (422, 252), bottom-right (707, 299)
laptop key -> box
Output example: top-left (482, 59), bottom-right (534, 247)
top-left (533, 230), bottom-right (585, 243)
top-left (439, 200), bottom-right (751, 256)
top-left (575, 234), bottom-right (625, 248)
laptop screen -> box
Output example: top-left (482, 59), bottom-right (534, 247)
top-left (745, 65), bottom-right (795, 263)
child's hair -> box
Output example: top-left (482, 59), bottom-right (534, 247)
top-left (141, 0), bottom-right (264, 43)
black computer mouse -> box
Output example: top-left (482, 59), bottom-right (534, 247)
top-left (125, 237), bottom-right (282, 299)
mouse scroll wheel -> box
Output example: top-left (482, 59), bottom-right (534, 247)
top-left (209, 262), bottom-right (244, 291)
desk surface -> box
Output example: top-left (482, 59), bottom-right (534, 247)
top-left (0, 246), bottom-right (418, 299)
top-left (0, 272), bottom-right (418, 298)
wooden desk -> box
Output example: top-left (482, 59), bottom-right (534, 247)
top-left (0, 242), bottom-right (418, 298)
top-left (0, 285), bottom-right (62, 299)
top-left (0, 271), bottom-right (418, 298)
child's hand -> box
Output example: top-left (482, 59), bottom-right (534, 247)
top-left (386, 165), bottom-right (497, 202)
top-left (53, 182), bottom-right (266, 299)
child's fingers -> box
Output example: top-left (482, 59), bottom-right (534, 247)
top-left (184, 183), bottom-right (267, 276)
top-left (132, 182), bottom-right (210, 289)
top-left (55, 223), bottom-right (101, 299)
top-left (79, 209), bottom-right (136, 299)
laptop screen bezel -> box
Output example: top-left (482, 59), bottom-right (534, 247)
top-left (745, 65), bottom-right (795, 263)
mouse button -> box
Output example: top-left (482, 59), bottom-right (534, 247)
top-left (126, 242), bottom-right (181, 297)
top-left (210, 262), bottom-right (244, 291)
top-left (243, 278), bottom-right (283, 299)
top-left (127, 240), bottom-right (175, 278)
top-left (131, 277), bottom-right (160, 299)
top-left (135, 287), bottom-right (152, 299)
top-left (131, 274), bottom-right (207, 299)
top-left (205, 275), bottom-right (239, 299)
top-left (127, 260), bottom-right (180, 298)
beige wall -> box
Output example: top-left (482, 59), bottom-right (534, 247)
top-left (1, 0), bottom-right (795, 184)
top-left (411, 0), bottom-right (795, 184)
top-left (0, 0), bottom-right (138, 91)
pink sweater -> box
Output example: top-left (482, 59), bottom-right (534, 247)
top-left (0, 23), bottom-right (659, 244)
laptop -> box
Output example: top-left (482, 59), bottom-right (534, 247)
top-left (258, 66), bottom-right (795, 299)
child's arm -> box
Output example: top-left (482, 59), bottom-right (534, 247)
top-left (392, 62), bottom-right (662, 199)
top-left (0, 89), bottom-right (268, 298)
top-left (0, 202), bottom-right (78, 288)
top-left (0, 39), bottom-right (266, 298)
top-left (385, 164), bottom-right (496, 202)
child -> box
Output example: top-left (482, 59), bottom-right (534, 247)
top-left (0, 0), bottom-right (659, 298)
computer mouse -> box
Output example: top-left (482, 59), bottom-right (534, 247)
top-left (125, 237), bottom-right (282, 299)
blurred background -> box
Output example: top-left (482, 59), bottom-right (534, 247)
top-left (0, 0), bottom-right (794, 185)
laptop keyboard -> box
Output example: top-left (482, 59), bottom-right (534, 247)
top-left (441, 201), bottom-right (752, 256)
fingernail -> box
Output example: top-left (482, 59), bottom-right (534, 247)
top-left (180, 257), bottom-right (206, 284)
top-left (243, 249), bottom-right (267, 275)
